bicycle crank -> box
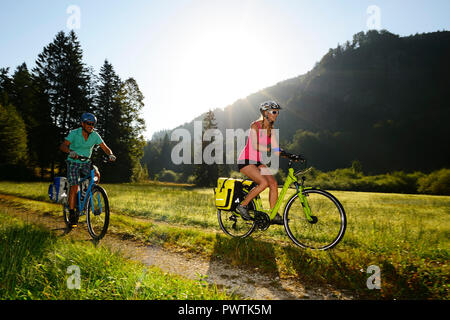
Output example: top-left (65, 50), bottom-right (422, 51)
top-left (254, 211), bottom-right (270, 231)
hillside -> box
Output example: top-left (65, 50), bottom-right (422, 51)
top-left (149, 30), bottom-right (450, 174)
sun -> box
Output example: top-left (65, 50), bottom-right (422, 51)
top-left (167, 7), bottom-right (286, 115)
top-left (146, 1), bottom-right (304, 134)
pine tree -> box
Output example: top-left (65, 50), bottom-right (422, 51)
top-left (113, 78), bottom-right (146, 182)
top-left (95, 60), bottom-right (122, 140)
top-left (8, 63), bottom-right (40, 166)
top-left (193, 110), bottom-right (219, 187)
top-left (95, 62), bottom-right (146, 182)
top-left (33, 30), bottom-right (92, 177)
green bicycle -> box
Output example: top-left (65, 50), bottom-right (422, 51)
top-left (218, 153), bottom-right (347, 250)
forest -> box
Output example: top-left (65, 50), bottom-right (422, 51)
top-left (0, 30), bottom-right (146, 183)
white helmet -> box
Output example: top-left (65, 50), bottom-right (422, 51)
top-left (259, 100), bottom-right (282, 113)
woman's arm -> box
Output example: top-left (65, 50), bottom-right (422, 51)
top-left (270, 133), bottom-right (281, 156)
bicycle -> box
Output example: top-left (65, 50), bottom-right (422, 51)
top-left (63, 155), bottom-right (110, 240)
top-left (218, 153), bottom-right (347, 250)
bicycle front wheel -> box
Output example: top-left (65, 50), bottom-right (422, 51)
top-left (218, 199), bottom-right (257, 238)
top-left (284, 188), bottom-right (346, 250)
top-left (86, 185), bottom-right (110, 240)
top-left (63, 203), bottom-right (71, 228)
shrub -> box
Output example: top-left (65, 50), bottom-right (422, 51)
top-left (157, 169), bottom-right (180, 182)
top-left (417, 169), bottom-right (450, 195)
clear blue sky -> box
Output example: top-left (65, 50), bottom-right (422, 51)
top-left (1, 0), bottom-right (448, 139)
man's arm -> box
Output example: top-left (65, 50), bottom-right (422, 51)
top-left (99, 142), bottom-right (112, 155)
top-left (99, 142), bottom-right (116, 161)
top-left (60, 140), bottom-right (71, 153)
top-left (60, 140), bottom-right (78, 159)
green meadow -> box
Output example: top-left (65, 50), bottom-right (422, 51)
top-left (0, 209), bottom-right (234, 300)
top-left (0, 181), bottom-right (448, 299)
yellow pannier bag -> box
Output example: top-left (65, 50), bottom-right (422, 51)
top-left (214, 178), bottom-right (243, 211)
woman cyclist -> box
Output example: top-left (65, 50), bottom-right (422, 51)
top-left (236, 100), bottom-right (287, 225)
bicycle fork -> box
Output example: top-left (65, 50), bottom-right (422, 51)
top-left (294, 182), bottom-right (315, 223)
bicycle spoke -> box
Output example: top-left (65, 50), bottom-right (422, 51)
top-left (87, 186), bottom-right (109, 240)
top-left (285, 189), bottom-right (346, 250)
top-left (218, 200), bottom-right (256, 238)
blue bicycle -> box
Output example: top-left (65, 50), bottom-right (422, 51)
top-left (63, 155), bottom-right (110, 240)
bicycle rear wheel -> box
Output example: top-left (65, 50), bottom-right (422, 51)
top-left (86, 185), bottom-right (110, 240)
top-left (218, 199), bottom-right (257, 238)
top-left (284, 188), bottom-right (346, 250)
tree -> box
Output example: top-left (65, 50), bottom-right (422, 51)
top-left (0, 68), bottom-right (12, 106)
top-left (116, 78), bottom-right (147, 182)
top-left (193, 110), bottom-right (219, 187)
top-left (8, 63), bottom-right (41, 166)
top-left (95, 60), bottom-right (122, 140)
top-left (0, 103), bottom-right (27, 165)
top-left (33, 30), bottom-right (92, 177)
top-left (351, 160), bottom-right (363, 174)
top-left (95, 70), bottom-right (146, 182)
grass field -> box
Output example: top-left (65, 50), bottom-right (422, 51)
top-left (0, 181), bottom-right (448, 299)
top-left (0, 208), bottom-right (234, 300)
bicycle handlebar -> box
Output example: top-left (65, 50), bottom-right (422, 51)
top-left (73, 155), bottom-right (111, 163)
top-left (280, 150), bottom-right (306, 163)
top-left (77, 156), bottom-right (90, 162)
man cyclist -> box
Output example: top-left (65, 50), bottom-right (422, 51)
top-left (59, 112), bottom-right (116, 227)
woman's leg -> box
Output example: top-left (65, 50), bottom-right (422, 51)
top-left (239, 164), bottom-right (269, 207)
top-left (259, 165), bottom-right (279, 209)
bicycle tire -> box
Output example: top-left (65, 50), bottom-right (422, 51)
top-left (218, 199), bottom-right (257, 238)
top-left (86, 185), bottom-right (110, 240)
top-left (284, 188), bottom-right (346, 250)
top-left (63, 203), bottom-right (71, 228)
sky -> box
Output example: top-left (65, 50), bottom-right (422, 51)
top-left (0, 0), bottom-right (449, 139)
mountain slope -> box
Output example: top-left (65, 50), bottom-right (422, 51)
top-left (151, 30), bottom-right (450, 173)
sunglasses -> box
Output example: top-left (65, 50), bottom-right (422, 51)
top-left (84, 122), bottom-right (95, 127)
top-left (268, 110), bottom-right (279, 115)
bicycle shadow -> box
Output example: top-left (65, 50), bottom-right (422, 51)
top-left (205, 233), bottom-right (299, 300)
top-left (52, 226), bottom-right (72, 236)
top-left (52, 225), bottom-right (101, 247)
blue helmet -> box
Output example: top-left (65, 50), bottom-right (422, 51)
top-left (81, 112), bottom-right (97, 124)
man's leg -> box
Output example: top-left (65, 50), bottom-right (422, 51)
top-left (69, 185), bottom-right (78, 210)
top-left (67, 161), bottom-right (80, 226)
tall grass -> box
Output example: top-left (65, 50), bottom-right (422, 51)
top-left (0, 181), bottom-right (448, 299)
top-left (0, 211), bottom-right (234, 300)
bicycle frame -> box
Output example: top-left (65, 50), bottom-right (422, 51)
top-left (250, 167), bottom-right (315, 222)
top-left (77, 168), bottom-right (100, 216)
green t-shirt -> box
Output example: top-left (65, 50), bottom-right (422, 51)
top-left (65, 128), bottom-right (103, 163)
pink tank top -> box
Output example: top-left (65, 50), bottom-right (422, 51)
top-left (238, 121), bottom-right (271, 162)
